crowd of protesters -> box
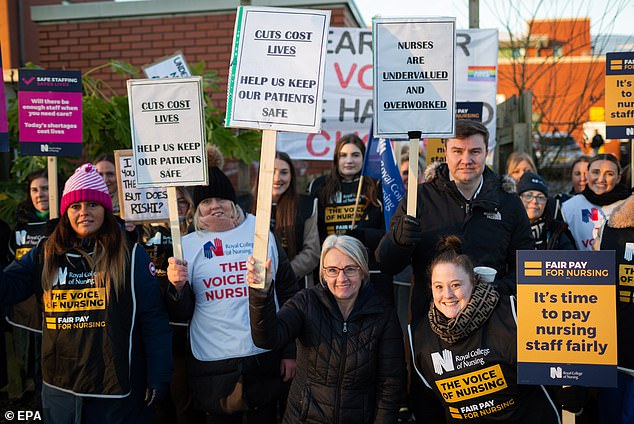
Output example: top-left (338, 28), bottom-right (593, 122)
top-left (0, 119), bottom-right (633, 423)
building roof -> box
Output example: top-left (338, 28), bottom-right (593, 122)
top-left (31, 0), bottom-right (365, 27)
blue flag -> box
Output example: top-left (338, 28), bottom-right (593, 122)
top-left (362, 128), bottom-right (405, 230)
top-left (377, 138), bottom-right (405, 230)
top-left (361, 127), bottom-right (381, 179)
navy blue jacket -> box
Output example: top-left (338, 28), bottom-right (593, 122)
top-left (0, 242), bottom-right (172, 401)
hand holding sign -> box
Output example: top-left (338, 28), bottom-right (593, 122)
top-left (127, 77), bottom-right (208, 260)
top-left (226, 6), bottom-right (330, 286)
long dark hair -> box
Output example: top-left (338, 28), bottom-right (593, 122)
top-left (318, 134), bottom-right (379, 208)
top-left (588, 153), bottom-right (621, 176)
top-left (272, 152), bottom-right (300, 259)
top-left (251, 152), bottom-right (301, 258)
top-left (42, 208), bottom-right (128, 302)
top-left (17, 168), bottom-right (49, 223)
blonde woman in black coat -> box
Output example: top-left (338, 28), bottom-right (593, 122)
top-left (247, 235), bottom-right (405, 423)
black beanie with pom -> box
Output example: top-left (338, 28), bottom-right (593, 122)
top-left (192, 145), bottom-right (237, 207)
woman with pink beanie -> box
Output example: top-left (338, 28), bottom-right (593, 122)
top-left (0, 163), bottom-right (172, 423)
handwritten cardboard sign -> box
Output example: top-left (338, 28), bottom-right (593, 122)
top-left (114, 149), bottom-right (169, 223)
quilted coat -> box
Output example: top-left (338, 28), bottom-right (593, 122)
top-left (249, 282), bottom-right (405, 424)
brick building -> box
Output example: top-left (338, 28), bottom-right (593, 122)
top-left (19, 1), bottom-right (362, 104)
top-left (1, 0), bottom-right (364, 186)
top-left (497, 18), bottom-right (610, 152)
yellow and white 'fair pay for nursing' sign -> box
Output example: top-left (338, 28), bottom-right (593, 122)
top-left (225, 6), bottom-right (330, 133)
top-left (517, 250), bottom-right (617, 388)
top-left (373, 17), bottom-right (456, 138)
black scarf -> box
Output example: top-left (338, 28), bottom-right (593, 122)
top-left (428, 280), bottom-right (499, 344)
top-left (582, 184), bottom-right (631, 206)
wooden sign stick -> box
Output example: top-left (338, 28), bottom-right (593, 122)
top-left (167, 186), bottom-right (183, 261)
top-left (252, 129), bottom-right (277, 288)
top-left (48, 156), bottom-right (59, 219)
top-left (406, 131), bottom-right (422, 216)
top-left (562, 410), bottom-right (575, 424)
top-left (350, 175), bottom-right (364, 229)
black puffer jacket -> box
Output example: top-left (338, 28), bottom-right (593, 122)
top-left (249, 282), bottom-right (405, 424)
top-left (599, 194), bottom-right (634, 372)
top-left (377, 163), bottom-right (534, 324)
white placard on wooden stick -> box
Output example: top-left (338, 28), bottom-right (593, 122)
top-left (225, 6), bottom-right (330, 133)
top-left (407, 136), bottom-right (420, 216)
top-left (373, 17), bottom-right (456, 139)
top-left (251, 130), bottom-right (277, 287)
top-left (226, 6), bottom-right (331, 285)
top-left (167, 186), bottom-right (183, 261)
top-left (127, 77), bottom-right (208, 189)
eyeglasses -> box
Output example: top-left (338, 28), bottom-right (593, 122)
top-left (323, 265), bottom-right (360, 278)
top-left (521, 193), bottom-right (547, 204)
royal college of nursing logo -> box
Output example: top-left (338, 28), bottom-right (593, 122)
top-left (54, 267), bottom-right (68, 286)
top-left (203, 238), bottom-right (224, 259)
top-left (581, 208), bottom-right (599, 223)
top-left (550, 366), bottom-right (562, 379)
top-left (16, 230), bottom-right (27, 246)
top-left (431, 349), bottom-right (455, 375)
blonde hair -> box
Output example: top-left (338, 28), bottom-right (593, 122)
top-left (506, 152), bottom-right (537, 177)
top-left (319, 235), bottom-right (369, 282)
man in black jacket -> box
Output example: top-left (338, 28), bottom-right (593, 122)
top-left (376, 120), bottom-right (534, 422)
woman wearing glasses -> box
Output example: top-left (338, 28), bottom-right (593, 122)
top-left (562, 154), bottom-right (631, 250)
top-left (246, 235), bottom-right (405, 423)
top-left (516, 172), bottom-right (575, 250)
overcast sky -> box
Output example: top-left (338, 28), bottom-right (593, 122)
top-left (354, 0), bottom-right (634, 37)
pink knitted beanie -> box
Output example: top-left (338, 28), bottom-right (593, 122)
top-left (60, 163), bottom-right (113, 216)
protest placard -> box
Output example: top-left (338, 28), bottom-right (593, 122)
top-left (605, 52), bottom-right (634, 139)
top-left (517, 250), bottom-right (617, 387)
top-left (143, 51), bottom-right (192, 79)
top-left (226, 6), bottom-right (330, 286)
top-left (18, 69), bottom-right (82, 156)
top-left (127, 77), bottom-right (207, 188)
top-left (225, 6), bottom-right (330, 133)
top-left (114, 150), bottom-right (169, 223)
top-left (373, 17), bottom-right (456, 139)
top-left (278, 28), bottom-right (497, 160)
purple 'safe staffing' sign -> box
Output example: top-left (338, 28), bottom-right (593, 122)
top-left (18, 69), bottom-right (82, 156)
top-left (0, 46), bottom-right (8, 152)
